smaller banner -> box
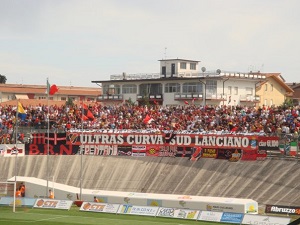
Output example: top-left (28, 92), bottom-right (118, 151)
top-left (117, 204), bottom-right (159, 216)
top-left (220, 212), bottom-right (244, 224)
top-left (0, 197), bottom-right (36, 207)
top-left (256, 150), bottom-right (267, 161)
top-left (132, 145), bottom-right (146, 157)
top-left (156, 207), bottom-right (176, 218)
top-left (0, 144), bottom-right (25, 157)
top-left (241, 150), bottom-right (257, 161)
top-left (265, 204), bottom-right (300, 215)
top-left (156, 207), bottom-right (199, 220)
top-left (198, 211), bottom-right (223, 222)
top-left (242, 214), bottom-right (290, 225)
top-left (33, 198), bottom-right (73, 210)
top-left (80, 202), bottom-right (120, 213)
top-left (202, 148), bottom-right (217, 158)
top-left (257, 136), bottom-right (279, 151)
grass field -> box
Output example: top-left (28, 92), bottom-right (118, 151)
top-left (0, 206), bottom-right (232, 225)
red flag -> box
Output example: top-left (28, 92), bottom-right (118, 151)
top-left (49, 84), bottom-right (59, 95)
top-left (143, 114), bottom-right (153, 124)
top-left (82, 104), bottom-right (94, 120)
top-left (184, 101), bottom-right (189, 105)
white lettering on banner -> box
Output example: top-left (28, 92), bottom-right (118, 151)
top-left (81, 134), bottom-right (124, 145)
top-left (270, 206), bottom-right (296, 214)
top-left (76, 133), bottom-right (253, 148)
top-left (80, 145), bottom-right (118, 155)
top-left (127, 135), bottom-right (164, 145)
top-left (33, 199), bottom-right (73, 210)
top-left (80, 202), bottom-right (120, 213)
top-left (195, 136), bottom-right (249, 148)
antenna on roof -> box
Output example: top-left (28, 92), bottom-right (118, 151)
top-left (164, 47), bottom-right (167, 59)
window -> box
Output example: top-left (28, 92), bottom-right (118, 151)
top-left (182, 82), bottom-right (203, 93)
top-left (139, 83), bottom-right (162, 96)
top-left (206, 80), bottom-right (217, 96)
top-left (122, 84), bottom-right (137, 94)
top-left (180, 62), bottom-right (186, 69)
top-left (234, 87), bottom-right (238, 95)
top-left (264, 84), bottom-right (268, 91)
top-left (103, 84), bottom-right (121, 95)
top-left (61, 97), bottom-right (66, 101)
top-left (246, 87), bottom-right (253, 95)
top-left (165, 83), bottom-right (180, 93)
top-left (228, 86), bottom-right (232, 95)
top-left (190, 63), bottom-right (196, 70)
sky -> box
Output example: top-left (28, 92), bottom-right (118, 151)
top-left (0, 0), bottom-right (299, 87)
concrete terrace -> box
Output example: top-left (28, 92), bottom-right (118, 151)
top-left (0, 156), bottom-right (299, 206)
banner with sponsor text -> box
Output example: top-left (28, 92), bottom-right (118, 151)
top-left (79, 202), bottom-right (120, 213)
top-left (156, 207), bottom-right (199, 220)
top-left (265, 204), bottom-right (300, 215)
top-left (33, 198), bottom-right (73, 210)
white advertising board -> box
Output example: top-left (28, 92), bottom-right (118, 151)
top-left (33, 198), bottom-right (73, 210)
top-left (117, 205), bottom-right (158, 216)
top-left (80, 202), bottom-right (120, 213)
top-left (242, 214), bottom-right (290, 225)
top-left (156, 207), bottom-right (199, 220)
top-left (198, 211), bottom-right (223, 222)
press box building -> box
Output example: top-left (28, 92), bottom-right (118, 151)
top-left (92, 58), bottom-right (267, 107)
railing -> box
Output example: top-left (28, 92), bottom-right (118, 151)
top-left (109, 71), bottom-right (267, 80)
top-left (136, 94), bottom-right (163, 100)
top-left (240, 95), bottom-right (260, 102)
top-left (174, 93), bottom-right (226, 100)
top-left (97, 94), bottom-right (123, 101)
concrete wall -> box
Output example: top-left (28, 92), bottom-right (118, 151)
top-left (1, 156), bottom-right (299, 206)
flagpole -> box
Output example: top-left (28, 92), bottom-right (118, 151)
top-left (15, 101), bottom-right (19, 187)
top-left (80, 101), bottom-right (84, 200)
top-left (46, 78), bottom-right (49, 197)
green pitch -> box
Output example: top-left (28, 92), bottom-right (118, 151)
top-left (0, 206), bottom-right (232, 225)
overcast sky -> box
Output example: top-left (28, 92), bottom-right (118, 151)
top-left (0, 0), bottom-right (299, 87)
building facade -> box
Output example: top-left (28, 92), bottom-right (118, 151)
top-left (0, 84), bottom-right (101, 104)
top-left (93, 58), bottom-right (269, 107)
top-left (256, 73), bottom-right (294, 107)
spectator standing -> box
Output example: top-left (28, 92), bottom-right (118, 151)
top-left (48, 189), bottom-right (54, 199)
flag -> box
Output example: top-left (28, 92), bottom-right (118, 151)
top-left (82, 104), bottom-right (95, 121)
top-left (17, 102), bottom-right (27, 120)
top-left (46, 80), bottom-right (59, 95)
top-left (143, 114), bottom-right (153, 124)
top-left (44, 133), bottom-right (66, 145)
top-left (184, 101), bottom-right (189, 105)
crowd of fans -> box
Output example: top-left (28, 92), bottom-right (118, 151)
top-left (0, 102), bottom-right (300, 144)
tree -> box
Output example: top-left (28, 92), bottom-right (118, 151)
top-left (65, 97), bottom-right (74, 107)
top-left (0, 74), bottom-right (7, 84)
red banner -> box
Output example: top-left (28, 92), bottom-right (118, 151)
top-left (66, 131), bottom-right (258, 151)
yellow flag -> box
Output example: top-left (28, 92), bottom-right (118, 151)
top-left (17, 102), bottom-right (26, 114)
